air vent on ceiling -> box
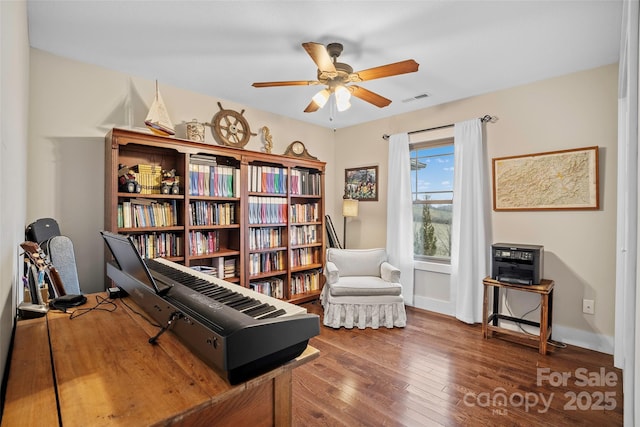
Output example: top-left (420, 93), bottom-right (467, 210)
top-left (402, 93), bottom-right (430, 103)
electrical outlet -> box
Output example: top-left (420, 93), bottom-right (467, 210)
top-left (583, 299), bottom-right (595, 315)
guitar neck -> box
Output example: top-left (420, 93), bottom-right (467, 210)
top-left (21, 241), bottom-right (67, 297)
top-left (47, 267), bottom-right (66, 297)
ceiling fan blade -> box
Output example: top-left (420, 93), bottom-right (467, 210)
top-left (252, 80), bottom-right (319, 88)
top-left (352, 59), bottom-right (419, 82)
top-left (303, 99), bottom-right (321, 113)
top-left (302, 42), bottom-right (337, 74)
top-left (350, 85), bottom-right (392, 108)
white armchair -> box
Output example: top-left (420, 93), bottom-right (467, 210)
top-left (321, 248), bottom-right (407, 329)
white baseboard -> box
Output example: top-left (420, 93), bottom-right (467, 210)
top-left (411, 296), bottom-right (613, 355)
top-left (551, 325), bottom-right (614, 355)
top-left (413, 295), bottom-right (454, 317)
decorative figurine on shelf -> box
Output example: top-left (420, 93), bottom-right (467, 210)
top-left (261, 126), bottom-right (273, 154)
top-left (185, 119), bottom-right (206, 143)
top-left (161, 169), bottom-right (180, 194)
top-left (145, 80), bottom-right (175, 136)
top-left (118, 164), bottom-right (141, 193)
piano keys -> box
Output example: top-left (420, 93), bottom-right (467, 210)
top-left (145, 258), bottom-right (307, 320)
top-left (102, 231), bottom-right (319, 385)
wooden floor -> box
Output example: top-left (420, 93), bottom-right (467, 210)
top-left (292, 303), bottom-right (623, 427)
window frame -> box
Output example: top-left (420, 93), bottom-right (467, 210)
top-left (410, 136), bottom-right (455, 264)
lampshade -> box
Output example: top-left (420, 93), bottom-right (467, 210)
top-left (312, 89), bottom-right (330, 108)
top-left (342, 198), bottom-right (359, 217)
top-left (335, 85), bottom-right (352, 112)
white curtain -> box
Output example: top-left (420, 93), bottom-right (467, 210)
top-left (614, 1), bottom-right (639, 425)
top-left (450, 119), bottom-right (490, 324)
top-left (387, 133), bottom-right (415, 306)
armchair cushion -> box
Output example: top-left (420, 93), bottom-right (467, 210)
top-left (329, 276), bottom-right (402, 297)
top-left (326, 248), bottom-right (387, 277)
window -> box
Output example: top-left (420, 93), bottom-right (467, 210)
top-left (411, 140), bottom-right (454, 262)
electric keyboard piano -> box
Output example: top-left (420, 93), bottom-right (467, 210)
top-left (104, 239), bottom-right (320, 385)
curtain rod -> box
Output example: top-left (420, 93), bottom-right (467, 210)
top-left (382, 114), bottom-right (496, 140)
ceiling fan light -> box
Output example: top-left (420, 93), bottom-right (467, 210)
top-left (312, 89), bottom-right (330, 108)
top-left (335, 85), bottom-right (351, 102)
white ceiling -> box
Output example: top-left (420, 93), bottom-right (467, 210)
top-left (26, 0), bottom-right (623, 130)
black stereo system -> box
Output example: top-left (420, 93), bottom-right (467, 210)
top-left (491, 243), bottom-right (544, 285)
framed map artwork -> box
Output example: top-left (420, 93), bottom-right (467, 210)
top-left (492, 146), bottom-right (599, 211)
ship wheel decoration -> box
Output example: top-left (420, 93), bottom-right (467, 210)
top-left (207, 102), bottom-right (256, 148)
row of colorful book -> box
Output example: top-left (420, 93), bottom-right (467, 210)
top-left (131, 164), bottom-right (163, 195)
top-left (189, 158), bottom-right (239, 197)
top-left (248, 196), bottom-right (288, 224)
top-left (249, 227), bottom-right (283, 250)
top-left (118, 199), bottom-right (178, 229)
top-left (290, 247), bottom-right (318, 267)
top-left (188, 230), bottom-right (220, 256)
top-left (290, 270), bottom-right (321, 295)
top-left (290, 202), bottom-right (319, 223)
top-left (249, 278), bottom-right (284, 299)
top-left (290, 169), bottom-right (321, 196)
top-left (131, 232), bottom-right (183, 259)
top-left (290, 224), bottom-right (319, 245)
top-left (248, 165), bottom-right (287, 194)
top-left (188, 201), bottom-right (236, 226)
top-left (248, 251), bottom-right (285, 276)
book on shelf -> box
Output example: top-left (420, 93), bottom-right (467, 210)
top-left (248, 165), bottom-right (288, 194)
top-left (290, 247), bottom-right (316, 267)
top-left (290, 224), bottom-right (318, 245)
top-left (118, 199), bottom-right (178, 228)
top-left (223, 258), bottom-right (236, 279)
top-left (249, 227), bottom-right (282, 250)
top-left (189, 231), bottom-right (220, 256)
top-left (290, 168), bottom-right (321, 196)
top-left (130, 233), bottom-right (183, 259)
top-left (249, 278), bottom-right (284, 299)
top-left (188, 201), bottom-right (235, 226)
top-left (290, 269), bottom-right (321, 295)
top-left (190, 265), bottom-right (219, 276)
top-left (130, 164), bottom-right (163, 194)
top-left (249, 251), bottom-right (285, 275)
top-left (189, 155), bottom-right (239, 198)
top-left (290, 202), bottom-right (319, 223)
top-left (248, 196), bottom-right (287, 224)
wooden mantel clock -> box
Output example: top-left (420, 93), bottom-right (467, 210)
top-left (284, 141), bottom-right (317, 160)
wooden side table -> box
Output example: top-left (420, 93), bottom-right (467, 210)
top-left (482, 277), bottom-right (555, 355)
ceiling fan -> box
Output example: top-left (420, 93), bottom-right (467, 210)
top-left (252, 42), bottom-right (419, 113)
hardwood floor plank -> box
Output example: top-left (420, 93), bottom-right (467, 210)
top-left (293, 303), bottom-right (623, 426)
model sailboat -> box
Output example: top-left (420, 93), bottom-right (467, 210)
top-left (145, 81), bottom-right (175, 136)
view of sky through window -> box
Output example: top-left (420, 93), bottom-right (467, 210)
top-left (411, 144), bottom-right (454, 200)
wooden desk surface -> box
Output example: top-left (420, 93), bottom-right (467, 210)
top-left (1, 318), bottom-right (58, 427)
top-left (482, 277), bottom-right (554, 294)
top-left (2, 294), bottom-right (318, 427)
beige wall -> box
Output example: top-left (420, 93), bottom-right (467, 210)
top-left (1, 0), bottom-right (29, 384)
top-left (28, 47), bottom-right (617, 352)
top-left (28, 48), bottom-right (336, 295)
top-left (334, 64), bottom-right (618, 352)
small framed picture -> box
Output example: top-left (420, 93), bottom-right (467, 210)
top-left (345, 165), bottom-right (378, 201)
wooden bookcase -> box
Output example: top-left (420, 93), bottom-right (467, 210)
top-left (104, 128), bottom-right (325, 304)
